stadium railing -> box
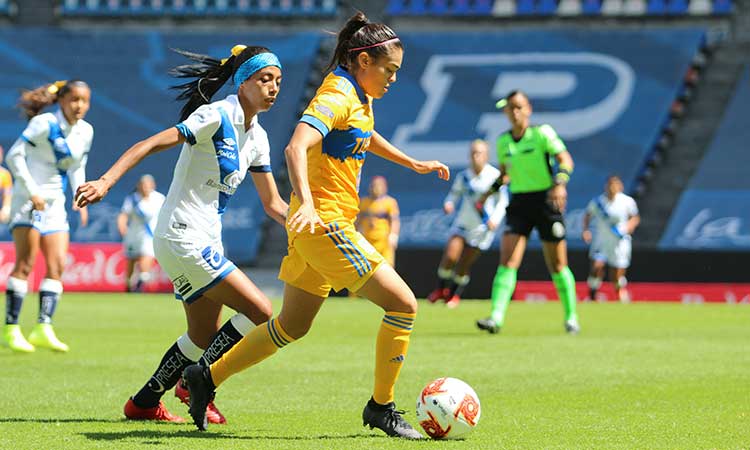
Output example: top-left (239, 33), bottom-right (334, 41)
top-left (386, 0), bottom-right (732, 16)
top-left (58, 0), bottom-right (337, 16)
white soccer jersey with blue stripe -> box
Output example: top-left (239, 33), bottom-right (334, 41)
top-left (445, 165), bottom-right (507, 230)
top-left (587, 193), bottom-right (639, 240)
top-left (121, 190), bottom-right (166, 243)
top-left (156, 95), bottom-right (272, 242)
top-left (6, 109), bottom-right (93, 201)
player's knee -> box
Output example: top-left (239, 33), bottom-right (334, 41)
top-left (255, 302), bottom-right (273, 323)
top-left (13, 260), bottom-right (34, 277)
top-left (283, 321), bottom-right (312, 340)
top-left (393, 291), bottom-right (418, 315)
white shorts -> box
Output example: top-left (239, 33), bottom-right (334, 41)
top-left (450, 224), bottom-right (497, 251)
top-left (154, 237), bottom-right (237, 304)
top-left (123, 235), bottom-right (155, 259)
top-left (596, 236), bottom-right (632, 269)
top-left (9, 195), bottom-right (69, 235)
top-left (589, 238), bottom-right (607, 262)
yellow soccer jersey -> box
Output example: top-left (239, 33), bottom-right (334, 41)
top-left (0, 167), bottom-right (12, 194)
top-left (293, 66), bottom-right (374, 225)
top-left (359, 195), bottom-right (399, 244)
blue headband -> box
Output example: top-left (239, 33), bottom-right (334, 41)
top-left (233, 53), bottom-right (282, 85)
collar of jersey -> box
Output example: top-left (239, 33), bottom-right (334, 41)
top-left (55, 108), bottom-right (73, 131)
top-left (333, 66), bottom-right (368, 105)
top-left (226, 95), bottom-right (258, 129)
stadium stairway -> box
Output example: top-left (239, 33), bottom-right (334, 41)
top-left (635, 12), bottom-right (749, 246)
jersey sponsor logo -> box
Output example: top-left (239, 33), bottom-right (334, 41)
top-left (222, 170), bottom-right (242, 188)
top-left (201, 246), bottom-right (227, 271)
top-left (216, 147), bottom-right (237, 161)
top-left (173, 274), bottom-right (192, 296)
top-left (390, 52), bottom-right (634, 165)
top-left (205, 178), bottom-right (237, 195)
top-left (315, 104), bottom-right (334, 118)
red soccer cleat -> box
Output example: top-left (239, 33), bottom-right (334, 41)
top-left (175, 378), bottom-right (227, 424)
top-left (123, 398), bottom-right (185, 423)
top-left (427, 288), bottom-right (448, 304)
top-left (445, 294), bottom-right (461, 309)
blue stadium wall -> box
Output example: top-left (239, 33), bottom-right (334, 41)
top-left (659, 65), bottom-right (750, 251)
top-left (362, 28), bottom-right (706, 250)
top-left (0, 29), bottom-right (320, 264)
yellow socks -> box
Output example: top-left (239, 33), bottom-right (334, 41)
top-left (373, 311), bottom-right (416, 405)
top-left (210, 318), bottom-right (294, 387)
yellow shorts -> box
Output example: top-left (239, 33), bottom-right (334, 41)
top-left (279, 220), bottom-right (385, 297)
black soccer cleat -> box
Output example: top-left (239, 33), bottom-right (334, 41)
top-left (476, 317), bottom-right (501, 334)
top-left (181, 364), bottom-right (216, 431)
top-left (362, 397), bottom-right (423, 439)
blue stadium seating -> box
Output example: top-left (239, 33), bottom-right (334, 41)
top-left (59, 0), bottom-right (337, 16)
top-left (0, 30), bottom-right (321, 263)
top-left (387, 0), bottom-right (493, 14)
top-left (359, 29), bottom-right (706, 249)
top-left (660, 66), bottom-right (750, 250)
top-left (385, 0), bottom-right (730, 15)
top-left (581, 0), bottom-right (602, 14)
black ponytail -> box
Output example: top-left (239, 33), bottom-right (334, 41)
top-left (170, 45), bottom-right (272, 122)
top-left (326, 12), bottom-right (402, 73)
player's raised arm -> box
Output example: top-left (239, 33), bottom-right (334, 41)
top-left (369, 130), bottom-right (450, 181)
top-left (75, 127), bottom-right (184, 207)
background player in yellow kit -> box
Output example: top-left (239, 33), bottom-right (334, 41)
top-left (358, 176), bottom-right (400, 267)
top-left (183, 12), bottom-right (450, 439)
top-left (0, 145), bottom-right (12, 224)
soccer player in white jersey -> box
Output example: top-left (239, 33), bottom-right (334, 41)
top-left (582, 175), bottom-right (640, 302)
top-left (2, 80), bottom-right (92, 353)
top-left (76, 45), bottom-right (288, 424)
top-left (427, 139), bottom-right (508, 308)
top-left (118, 174), bottom-right (166, 293)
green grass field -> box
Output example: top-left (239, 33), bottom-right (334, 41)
top-left (1, 293), bottom-right (748, 449)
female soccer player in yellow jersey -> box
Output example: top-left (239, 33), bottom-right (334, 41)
top-left (358, 176), bottom-right (400, 267)
top-left (183, 12), bottom-right (450, 439)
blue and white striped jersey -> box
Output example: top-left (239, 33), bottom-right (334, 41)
top-left (445, 164), bottom-right (507, 230)
top-left (121, 190), bottom-right (166, 243)
top-left (157, 95), bottom-right (272, 242)
top-left (6, 109), bottom-right (93, 201)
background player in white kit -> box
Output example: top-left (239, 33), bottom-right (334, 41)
top-left (2, 80), bottom-right (92, 353)
top-left (582, 175), bottom-right (640, 302)
top-left (426, 139), bottom-right (508, 308)
top-left (118, 174), bottom-right (166, 292)
top-left (76, 44), bottom-right (288, 423)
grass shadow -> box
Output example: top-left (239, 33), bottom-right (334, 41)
top-left (0, 417), bottom-right (124, 424)
top-left (82, 429), bottom-right (377, 442)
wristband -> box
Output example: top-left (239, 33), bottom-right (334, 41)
top-left (490, 178), bottom-right (503, 193)
top-left (555, 164), bottom-right (572, 185)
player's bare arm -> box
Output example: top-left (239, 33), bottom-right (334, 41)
top-left (285, 122), bottom-right (325, 233)
top-left (369, 131), bottom-right (450, 181)
top-left (75, 127), bottom-right (185, 207)
top-left (251, 171), bottom-right (289, 226)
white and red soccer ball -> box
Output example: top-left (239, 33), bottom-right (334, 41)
top-left (415, 377), bottom-right (481, 439)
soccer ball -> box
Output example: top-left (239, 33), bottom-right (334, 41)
top-left (415, 377), bottom-right (481, 439)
